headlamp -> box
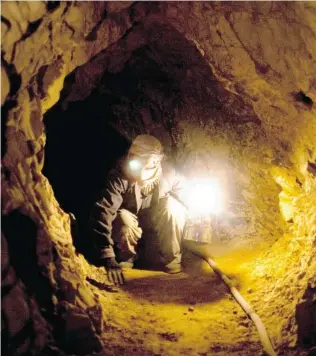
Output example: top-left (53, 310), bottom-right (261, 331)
top-left (128, 159), bottom-right (142, 171)
top-left (128, 153), bottom-right (163, 172)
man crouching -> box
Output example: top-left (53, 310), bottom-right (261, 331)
top-left (89, 135), bottom-right (187, 285)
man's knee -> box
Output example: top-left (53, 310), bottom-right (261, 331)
top-left (117, 209), bottom-right (138, 227)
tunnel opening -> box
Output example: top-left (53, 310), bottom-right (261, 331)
top-left (43, 95), bottom-right (131, 259)
top-left (43, 98), bottom-right (130, 217)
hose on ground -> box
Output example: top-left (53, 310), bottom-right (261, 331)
top-left (205, 256), bottom-right (277, 356)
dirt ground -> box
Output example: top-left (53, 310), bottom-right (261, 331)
top-left (85, 243), bottom-right (278, 356)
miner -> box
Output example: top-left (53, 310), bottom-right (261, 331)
top-left (89, 135), bottom-right (187, 285)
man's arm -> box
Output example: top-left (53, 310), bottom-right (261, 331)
top-left (89, 169), bottom-right (127, 260)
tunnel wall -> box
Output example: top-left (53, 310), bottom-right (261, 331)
top-left (1, 2), bottom-right (144, 353)
top-left (1, 1), bottom-right (316, 354)
top-left (1, 233), bottom-right (51, 354)
top-left (160, 2), bottom-right (316, 346)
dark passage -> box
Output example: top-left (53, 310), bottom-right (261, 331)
top-left (43, 97), bottom-right (130, 218)
top-left (43, 93), bottom-right (130, 257)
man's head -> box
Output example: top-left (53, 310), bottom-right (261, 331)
top-left (127, 135), bottom-right (163, 182)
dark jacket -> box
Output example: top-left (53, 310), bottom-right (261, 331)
top-left (89, 158), bottom-right (186, 259)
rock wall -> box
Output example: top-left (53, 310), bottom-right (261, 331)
top-left (161, 1), bottom-right (316, 168)
top-left (1, 1), bottom-right (144, 353)
top-left (160, 2), bottom-right (316, 348)
top-left (1, 1), bottom-right (316, 354)
top-left (264, 175), bottom-right (316, 349)
top-left (1, 233), bottom-right (51, 354)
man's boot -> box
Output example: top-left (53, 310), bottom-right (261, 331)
top-left (164, 261), bottom-right (182, 274)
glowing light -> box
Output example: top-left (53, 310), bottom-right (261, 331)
top-left (184, 178), bottom-right (224, 217)
top-left (128, 159), bottom-right (142, 171)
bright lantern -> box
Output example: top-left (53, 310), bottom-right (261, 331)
top-left (184, 178), bottom-right (224, 217)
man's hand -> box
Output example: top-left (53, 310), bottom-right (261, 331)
top-left (103, 257), bottom-right (125, 285)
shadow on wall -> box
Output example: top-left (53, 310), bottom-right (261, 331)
top-left (295, 285), bottom-right (316, 350)
top-left (1, 231), bottom-right (51, 355)
top-left (1, 210), bottom-right (54, 311)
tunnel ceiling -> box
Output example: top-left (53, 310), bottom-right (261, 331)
top-left (1, 1), bottom-right (316, 355)
top-left (61, 18), bottom-right (259, 131)
top-left (53, 18), bottom-right (265, 156)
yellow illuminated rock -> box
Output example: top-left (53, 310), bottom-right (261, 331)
top-left (1, 2), bottom-right (315, 355)
top-left (41, 60), bottom-right (67, 114)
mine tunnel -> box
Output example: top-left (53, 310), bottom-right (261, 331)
top-left (1, 2), bottom-right (316, 356)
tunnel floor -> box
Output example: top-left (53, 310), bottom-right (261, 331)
top-left (84, 245), bottom-right (281, 356)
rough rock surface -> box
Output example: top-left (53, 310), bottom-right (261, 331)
top-left (1, 233), bottom-right (51, 354)
top-left (1, 1), bottom-right (316, 355)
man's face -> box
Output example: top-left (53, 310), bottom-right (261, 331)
top-left (128, 154), bottom-right (161, 181)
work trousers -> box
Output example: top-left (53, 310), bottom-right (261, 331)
top-left (112, 196), bottom-right (187, 269)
